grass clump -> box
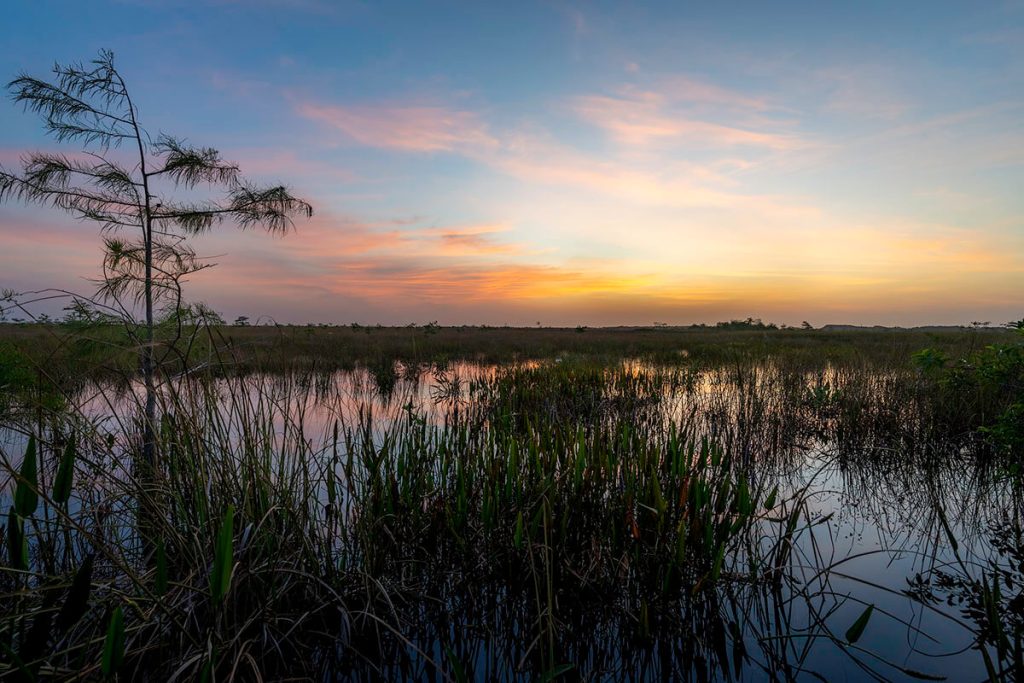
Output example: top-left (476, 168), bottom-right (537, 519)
top-left (0, 359), bottom-right (828, 681)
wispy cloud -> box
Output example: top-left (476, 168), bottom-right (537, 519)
top-left (657, 75), bottom-right (771, 111)
top-left (816, 65), bottom-right (912, 120)
top-left (295, 85), bottom-right (809, 213)
top-left (566, 73), bottom-right (803, 150)
top-left (297, 102), bottom-right (499, 152)
top-left (572, 91), bottom-right (800, 148)
top-left (416, 224), bottom-right (525, 256)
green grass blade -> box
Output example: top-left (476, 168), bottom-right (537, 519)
top-left (539, 664), bottom-right (575, 682)
top-left (53, 436), bottom-right (76, 505)
top-left (14, 435), bottom-right (39, 517)
top-left (101, 606), bottom-right (125, 679)
top-left (443, 645), bottom-right (468, 683)
top-left (210, 505), bottom-right (235, 602)
top-left (57, 553), bottom-right (94, 633)
top-left (845, 604), bottom-right (874, 644)
top-left (6, 507), bottom-right (25, 570)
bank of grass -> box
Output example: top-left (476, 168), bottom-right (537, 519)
top-left (0, 321), bottom-right (1013, 384)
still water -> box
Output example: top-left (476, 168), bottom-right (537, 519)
top-left (1, 360), bottom-right (1015, 681)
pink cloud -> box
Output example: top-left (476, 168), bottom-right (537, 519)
top-left (297, 102), bottom-right (499, 152)
top-left (572, 91), bottom-right (802, 149)
top-left (293, 78), bottom-right (809, 211)
top-left (484, 131), bottom-right (814, 212)
top-left (658, 76), bottom-right (771, 111)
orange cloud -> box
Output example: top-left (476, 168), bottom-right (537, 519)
top-left (194, 231), bottom-right (1024, 324)
top-left (190, 202), bottom-right (1022, 309)
top-left (8, 201), bottom-right (1022, 327)
top-left (416, 224), bottom-right (525, 256)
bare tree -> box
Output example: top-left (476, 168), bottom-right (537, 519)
top-left (0, 50), bottom-right (312, 466)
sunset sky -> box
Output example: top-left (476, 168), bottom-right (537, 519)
top-left (1, 1), bottom-right (1022, 326)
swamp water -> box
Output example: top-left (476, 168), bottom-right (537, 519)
top-left (1, 360), bottom-right (1018, 681)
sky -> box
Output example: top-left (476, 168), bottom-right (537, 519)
top-left (1, 1), bottom-right (1022, 327)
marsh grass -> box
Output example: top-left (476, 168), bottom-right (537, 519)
top-left (0, 323), bottom-right (1014, 390)
top-left (0, 362), bottom-right (806, 680)
top-left (0, 331), bottom-right (1021, 680)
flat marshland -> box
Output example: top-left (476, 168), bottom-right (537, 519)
top-left (1, 324), bottom-right (1022, 681)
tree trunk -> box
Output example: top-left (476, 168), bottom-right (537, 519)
top-left (142, 233), bottom-right (155, 468)
top-left (124, 79), bottom-right (157, 470)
